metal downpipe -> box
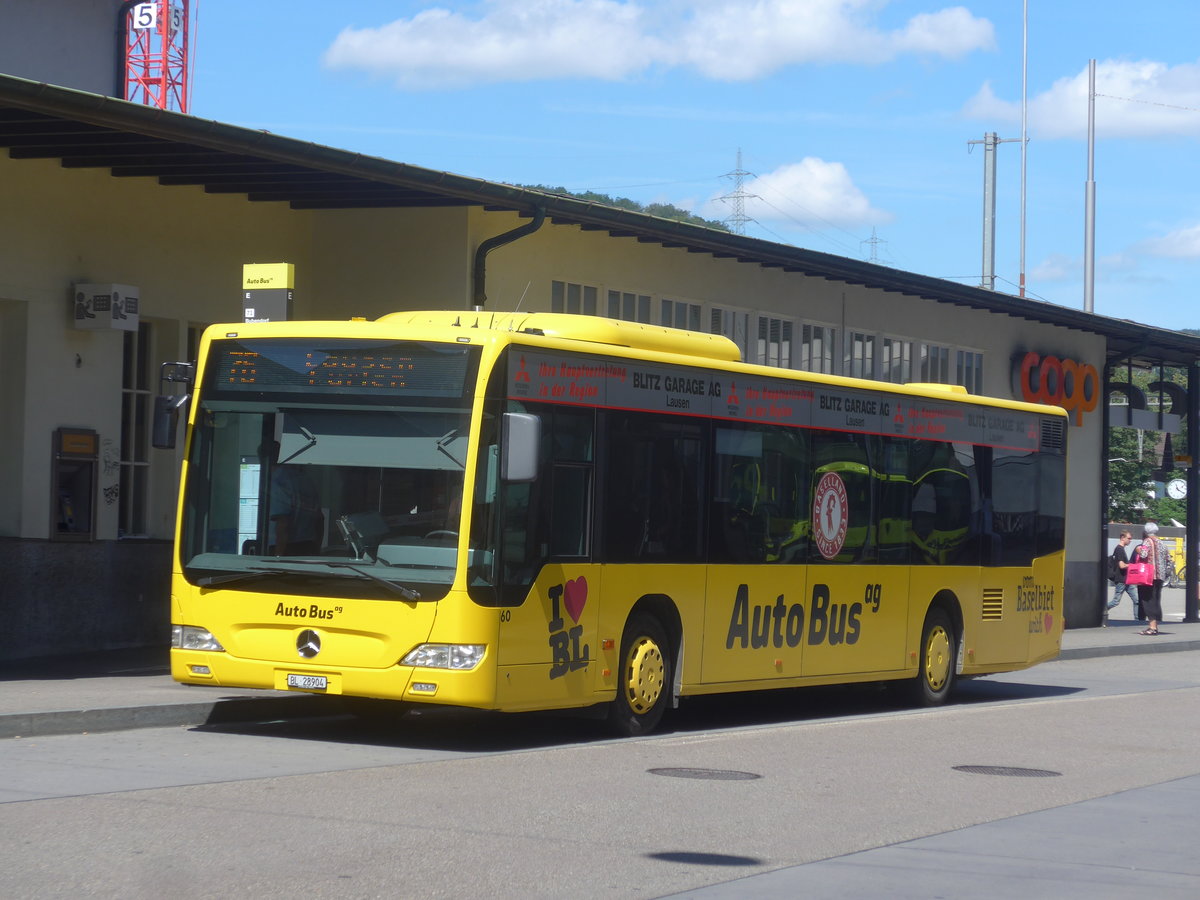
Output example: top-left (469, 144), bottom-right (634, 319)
top-left (472, 207), bottom-right (546, 309)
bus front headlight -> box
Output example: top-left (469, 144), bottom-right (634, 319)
top-left (171, 624), bottom-right (225, 652)
top-left (401, 644), bottom-right (485, 670)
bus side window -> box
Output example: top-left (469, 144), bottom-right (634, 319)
top-left (809, 431), bottom-right (873, 563)
top-left (498, 405), bottom-right (595, 599)
top-left (710, 424), bottom-right (807, 564)
top-left (910, 441), bottom-right (979, 566)
top-left (601, 412), bottom-right (704, 563)
top-left (991, 447), bottom-right (1038, 566)
top-left (876, 437), bottom-right (911, 563)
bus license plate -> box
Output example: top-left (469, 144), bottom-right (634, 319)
top-left (286, 673), bottom-right (327, 691)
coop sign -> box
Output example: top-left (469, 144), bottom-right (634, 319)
top-left (1013, 350), bottom-right (1099, 426)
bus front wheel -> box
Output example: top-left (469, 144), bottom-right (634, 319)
top-left (908, 607), bottom-right (956, 706)
top-left (608, 613), bottom-right (672, 736)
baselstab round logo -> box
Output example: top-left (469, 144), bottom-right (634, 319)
top-left (812, 471), bottom-right (849, 560)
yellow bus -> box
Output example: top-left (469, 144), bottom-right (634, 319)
top-left (156, 311), bottom-right (1067, 735)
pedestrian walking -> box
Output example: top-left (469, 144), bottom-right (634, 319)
top-left (1131, 522), bottom-right (1170, 635)
top-left (1106, 530), bottom-right (1138, 625)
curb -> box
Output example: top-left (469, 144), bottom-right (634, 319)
top-left (1057, 638), bottom-right (1200, 661)
top-left (0, 694), bottom-right (337, 740)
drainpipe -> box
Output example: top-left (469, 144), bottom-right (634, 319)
top-left (472, 207), bottom-right (546, 310)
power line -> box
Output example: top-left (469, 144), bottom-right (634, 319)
top-left (1096, 93), bottom-right (1200, 114)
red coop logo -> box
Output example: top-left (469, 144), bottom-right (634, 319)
top-left (1015, 351), bottom-right (1099, 426)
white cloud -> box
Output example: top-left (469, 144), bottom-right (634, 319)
top-left (324, 0), bottom-right (995, 89)
top-left (704, 157), bottom-right (890, 228)
top-left (323, 1), bottom-right (660, 89)
top-left (964, 59), bottom-right (1200, 139)
top-left (1031, 252), bottom-right (1076, 283)
top-left (1141, 223), bottom-right (1200, 258)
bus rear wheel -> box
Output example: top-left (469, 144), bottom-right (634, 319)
top-left (608, 613), bottom-right (672, 736)
top-left (908, 607), bottom-right (956, 706)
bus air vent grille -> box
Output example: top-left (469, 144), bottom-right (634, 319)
top-left (981, 589), bottom-right (1004, 620)
top-left (1040, 419), bottom-right (1066, 453)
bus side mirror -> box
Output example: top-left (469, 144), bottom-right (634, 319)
top-left (152, 360), bottom-right (196, 450)
top-left (152, 394), bottom-right (189, 450)
top-left (500, 412), bottom-right (540, 482)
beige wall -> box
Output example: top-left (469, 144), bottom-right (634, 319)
top-left (309, 207), bottom-right (472, 317)
top-left (0, 156), bottom-right (313, 540)
top-left (0, 153), bottom-right (1106, 580)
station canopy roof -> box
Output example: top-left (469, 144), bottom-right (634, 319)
top-left (2, 73), bottom-right (1197, 370)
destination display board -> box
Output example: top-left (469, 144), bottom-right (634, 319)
top-left (507, 348), bottom-right (1050, 452)
top-left (208, 339), bottom-right (476, 400)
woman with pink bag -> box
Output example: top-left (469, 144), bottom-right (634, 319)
top-left (1129, 522), bottom-right (1171, 635)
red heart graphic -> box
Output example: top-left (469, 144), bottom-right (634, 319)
top-left (1044, 613), bottom-right (1053, 633)
top-left (564, 576), bottom-right (588, 623)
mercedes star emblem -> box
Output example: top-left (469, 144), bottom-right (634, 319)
top-left (296, 629), bottom-right (321, 658)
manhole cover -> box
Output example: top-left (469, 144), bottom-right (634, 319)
top-left (648, 767), bottom-right (761, 781)
top-left (953, 765), bottom-right (1062, 778)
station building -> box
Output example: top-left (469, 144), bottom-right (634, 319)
top-left (3, 21), bottom-right (1199, 660)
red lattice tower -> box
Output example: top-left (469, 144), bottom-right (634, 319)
top-left (123, 0), bottom-right (191, 112)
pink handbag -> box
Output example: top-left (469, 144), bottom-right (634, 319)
top-left (1125, 561), bottom-right (1154, 586)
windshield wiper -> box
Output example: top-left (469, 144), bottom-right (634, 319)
top-left (436, 428), bottom-right (466, 469)
top-left (195, 566), bottom-right (297, 588)
top-left (266, 559), bottom-right (423, 600)
top-left (320, 562), bottom-right (422, 600)
top-left (194, 562), bottom-right (422, 600)
top-left (279, 417), bottom-right (318, 464)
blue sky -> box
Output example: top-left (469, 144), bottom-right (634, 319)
top-left (187, 1), bottom-right (1200, 331)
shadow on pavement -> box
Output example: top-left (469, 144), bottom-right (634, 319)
top-left (192, 676), bottom-right (1084, 753)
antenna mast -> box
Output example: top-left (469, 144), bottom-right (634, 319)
top-left (720, 149), bottom-right (756, 235)
top-left (124, 0), bottom-right (192, 112)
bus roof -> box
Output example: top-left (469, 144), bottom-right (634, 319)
top-left (377, 310), bottom-right (743, 363)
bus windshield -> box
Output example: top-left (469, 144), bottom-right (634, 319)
top-left (179, 338), bottom-right (480, 599)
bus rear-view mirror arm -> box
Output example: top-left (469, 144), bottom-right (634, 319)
top-left (151, 361), bottom-right (195, 450)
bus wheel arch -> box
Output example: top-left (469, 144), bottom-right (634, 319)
top-left (908, 592), bottom-right (961, 706)
top-left (607, 595), bottom-right (680, 737)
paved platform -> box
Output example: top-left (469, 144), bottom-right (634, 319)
top-left (1, 592), bottom-right (1197, 740)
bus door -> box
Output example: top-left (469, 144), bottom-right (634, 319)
top-left (489, 403), bottom-right (604, 709)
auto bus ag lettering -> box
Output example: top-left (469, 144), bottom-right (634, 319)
top-left (725, 582), bottom-right (880, 650)
top-left (273, 602), bottom-right (341, 620)
top-left (1016, 575), bottom-right (1057, 633)
top-left (547, 577), bottom-right (590, 678)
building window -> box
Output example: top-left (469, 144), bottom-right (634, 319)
top-left (551, 280), bottom-right (598, 315)
top-left (920, 342), bottom-right (951, 383)
top-left (662, 298), bottom-right (701, 331)
top-left (710, 306), bottom-right (751, 359)
top-left (120, 321), bottom-right (151, 537)
top-left (957, 349), bottom-right (984, 393)
top-left (755, 315), bottom-right (793, 368)
top-left (848, 331), bottom-right (875, 379)
top-left (799, 322), bottom-right (837, 374)
top-left (608, 290), bottom-right (652, 323)
top-left (881, 337), bottom-right (912, 383)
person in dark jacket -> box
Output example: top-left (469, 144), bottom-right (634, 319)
top-left (1106, 530), bottom-right (1138, 625)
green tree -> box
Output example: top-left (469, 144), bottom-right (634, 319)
top-left (1108, 427), bottom-right (1156, 522)
top-left (518, 185), bottom-right (731, 231)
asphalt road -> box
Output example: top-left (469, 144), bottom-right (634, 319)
top-left (3, 651), bottom-right (1199, 899)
